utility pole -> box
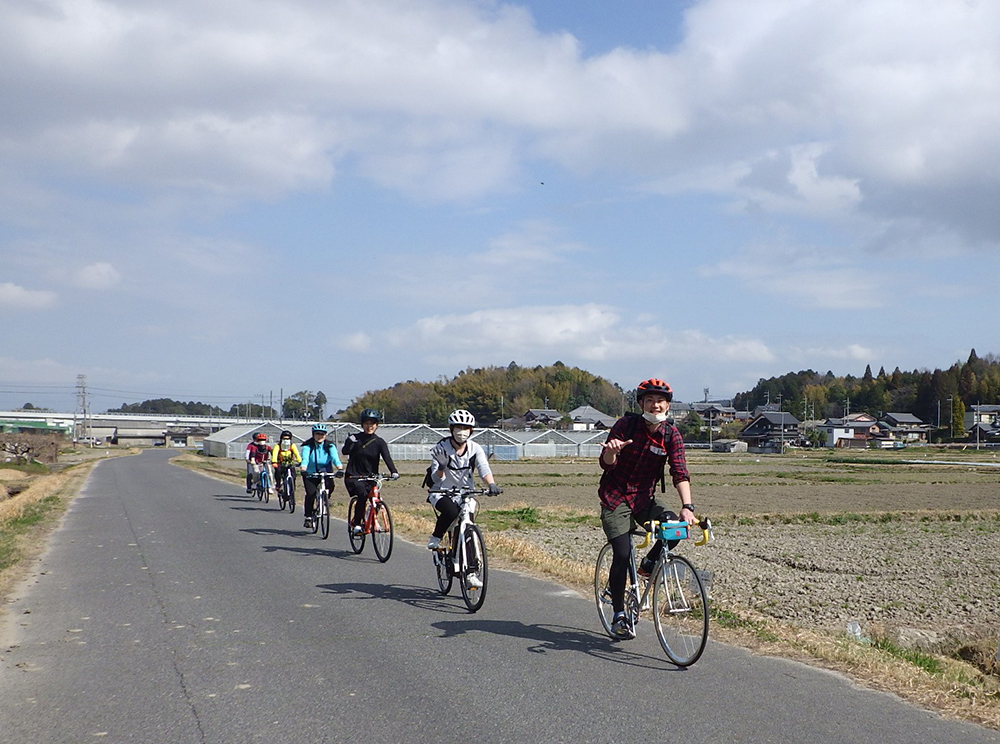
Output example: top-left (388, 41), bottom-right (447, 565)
top-left (947, 396), bottom-right (954, 439)
top-left (76, 374), bottom-right (90, 444)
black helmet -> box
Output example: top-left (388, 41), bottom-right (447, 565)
top-left (360, 408), bottom-right (381, 423)
top-left (280, 430), bottom-right (293, 439)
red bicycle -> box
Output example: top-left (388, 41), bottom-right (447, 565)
top-left (347, 474), bottom-right (394, 562)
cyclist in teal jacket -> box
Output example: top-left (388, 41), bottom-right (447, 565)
top-left (299, 423), bottom-right (344, 529)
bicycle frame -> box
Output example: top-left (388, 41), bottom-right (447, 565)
top-left (430, 488), bottom-right (481, 573)
top-left (355, 475), bottom-right (388, 532)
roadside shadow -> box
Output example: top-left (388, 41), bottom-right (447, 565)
top-left (430, 619), bottom-right (681, 670)
top-left (241, 527), bottom-right (305, 539)
top-left (317, 582), bottom-right (468, 614)
top-left (261, 544), bottom-right (355, 560)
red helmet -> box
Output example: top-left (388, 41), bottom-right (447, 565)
top-left (636, 378), bottom-right (673, 401)
top-left (254, 433), bottom-right (267, 441)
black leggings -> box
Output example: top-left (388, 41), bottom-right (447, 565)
top-left (431, 496), bottom-right (460, 539)
top-left (302, 474), bottom-right (333, 518)
top-left (346, 478), bottom-right (369, 525)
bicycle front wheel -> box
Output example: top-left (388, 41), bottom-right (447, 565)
top-left (459, 524), bottom-right (488, 612)
top-left (653, 555), bottom-right (709, 667)
top-left (371, 502), bottom-right (393, 563)
top-left (319, 496), bottom-right (330, 539)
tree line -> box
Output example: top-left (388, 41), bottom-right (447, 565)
top-left (342, 361), bottom-right (624, 427)
top-left (107, 390), bottom-right (328, 421)
top-left (732, 348), bottom-right (999, 434)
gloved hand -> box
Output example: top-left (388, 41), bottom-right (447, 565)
top-left (487, 483), bottom-right (503, 496)
top-left (390, 472), bottom-right (400, 480)
top-left (334, 470), bottom-right (344, 479)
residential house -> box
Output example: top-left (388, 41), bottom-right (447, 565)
top-left (739, 411), bottom-right (801, 452)
top-left (820, 413), bottom-right (879, 448)
top-left (566, 405), bottom-right (617, 430)
top-left (878, 412), bottom-right (929, 444)
top-left (524, 409), bottom-right (564, 426)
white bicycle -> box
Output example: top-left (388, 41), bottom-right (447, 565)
top-left (428, 487), bottom-right (491, 612)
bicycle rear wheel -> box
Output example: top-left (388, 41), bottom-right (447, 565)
top-left (594, 542), bottom-right (641, 639)
top-left (347, 497), bottom-right (365, 553)
top-left (434, 540), bottom-right (453, 595)
top-left (459, 524), bottom-right (488, 612)
top-left (262, 475), bottom-right (269, 504)
top-left (288, 476), bottom-right (296, 513)
top-left (652, 555), bottom-right (709, 666)
top-left (319, 495), bottom-right (330, 539)
top-left (371, 502), bottom-right (393, 563)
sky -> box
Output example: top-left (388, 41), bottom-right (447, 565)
top-left (3, 0), bottom-right (1000, 415)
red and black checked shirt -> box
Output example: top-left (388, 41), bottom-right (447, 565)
top-left (598, 415), bottom-right (690, 513)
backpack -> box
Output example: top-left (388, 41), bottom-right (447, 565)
top-left (620, 412), bottom-right (673, 494)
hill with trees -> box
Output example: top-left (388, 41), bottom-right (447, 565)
top-left (341, 362), bottom-right (623, 427)
top-left (732, 349), bottom-right (1000, 429)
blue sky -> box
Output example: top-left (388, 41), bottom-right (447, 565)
top-left (3, 0), bottom-right (1000, 415)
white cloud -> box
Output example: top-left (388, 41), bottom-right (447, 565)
top-left (71, 262), bottom-right (121, 290)
top-left (340, 332), bottom-right (371, 353)
top-left (789, 343), bottom-right (876, 363)
top-left (0, 282), bottom-right (57, 310)
top-left (387, 303), bottom-right (773, 365)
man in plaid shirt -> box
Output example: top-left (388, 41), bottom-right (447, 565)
top-left (599, 378), bottom-right (695, 639)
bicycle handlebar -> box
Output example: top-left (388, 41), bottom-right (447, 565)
top-left (354, 473), bottom-right (393, 482)
top-left (636, 516), bottom-right (714, 549)
top-left (427, 486), bottom-right (491, 498)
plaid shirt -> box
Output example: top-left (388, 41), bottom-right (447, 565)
top-left (598, 415), bottom-right (690, 513)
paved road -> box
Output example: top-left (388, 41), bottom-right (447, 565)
top-left (1, 450), bottom-right (997, 743)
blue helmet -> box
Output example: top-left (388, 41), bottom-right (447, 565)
top-left (311, 423), bottom-right (328, 433)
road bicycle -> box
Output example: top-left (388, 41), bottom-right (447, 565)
top-left (275, 464), bottom-right (297, 512)
top-left (428, 487), bottom-right (491, 612)
top-left (303, 472), bottom-right (338, 539)
top-left (594, 517), bottom-right (714, 666)
top-left (347, 474), bottom-right (394, 562)
top-left (250, 462), bottom-right (270, 503)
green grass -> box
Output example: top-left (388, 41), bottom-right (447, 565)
top-left (871, 637), bottom-right (946, 676)
top-left (0, 460), bottom-right (48, 475)
top-left (0, 495), bottom-right (61, 572)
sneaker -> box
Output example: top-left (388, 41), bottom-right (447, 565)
top-left (352, 525), bottom-right (363, 536)
top-left (611, 612), bottom-right (634, 639)
top-left (427, 535), bottom-right (441, 550)
top-left (638, 558), bottom-right (655, 578)
top-left (246, 487), bottom-right (252, 494)
top-left (304, 518), bottom-right (313, 528)
top-left (465, 574), bottom-right (483, 590)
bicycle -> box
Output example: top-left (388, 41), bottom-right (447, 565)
top-left (249, 462), bottom-right (270, 503)
top-left (258, 463), bottom-right (271, 504)
top-left (275, 464), bottom-right (297, 512)
top-left (594, 516), bottom-right (714, 666)
top-left (303, 472), bottom-right (338, 539)
top-left (346, 474), bottom-right (394, 563)
top-left (428, 487), bottom-right (491, 612)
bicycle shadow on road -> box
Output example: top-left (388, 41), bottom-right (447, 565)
top-left (430, 619), bottom-right (682, 671)
top-left (241, 527), bottom-right (309, 539)
top-left (259, 544), bottom-right (356, 560)
top-left (317, 582), bottom-right (469, 615)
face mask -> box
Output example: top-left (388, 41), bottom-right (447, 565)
top-left (280, 439), bottom-right (291, 449)
top-left (643, 411), bottom-right (668, 424)
top-left (452, 429), bottom-right (471, 443)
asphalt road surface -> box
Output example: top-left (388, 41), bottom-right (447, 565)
top-left (1, 450), bottom-right (997, 743)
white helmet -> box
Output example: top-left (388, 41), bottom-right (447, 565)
top-left (448, 409), bottom-right (476, 427)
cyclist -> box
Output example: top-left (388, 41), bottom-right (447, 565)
top-left (425, 409), bottom-right (502, 587)
top-left (271, 429), bottom-right (302, 496)
top-left (299, 423), bottom-right (344, 529)
top-left (599, 378), bottom-right (695, 639)
top-left (343, 409), bottom-right (400, 536)
top-left (244, 432), bottom-right (274, 494)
